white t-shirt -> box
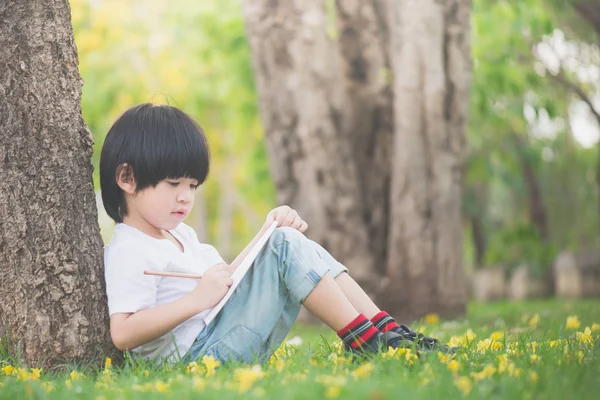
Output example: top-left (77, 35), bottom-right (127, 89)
top-left (104, 222), bottom-right (224, 363)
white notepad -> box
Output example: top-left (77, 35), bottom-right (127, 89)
top-left (203, 221), bottom-right (279, 326)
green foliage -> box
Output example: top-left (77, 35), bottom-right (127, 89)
top-left (484, 223), bottom-right (557, 276)
top-left (466, 0), bottom-right (599, 271)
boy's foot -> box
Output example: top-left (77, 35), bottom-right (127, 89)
top-left (391, 324), bottom-right (456, 353)
top-left (343, 330), bottom-right (412, 355)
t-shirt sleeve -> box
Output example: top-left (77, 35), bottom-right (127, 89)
top-left (104, 243), bottom-right (159, 316)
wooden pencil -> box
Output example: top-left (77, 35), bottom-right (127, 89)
top-left (144, 270), bottom-right (203, 279)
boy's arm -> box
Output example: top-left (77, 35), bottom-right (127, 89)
top-left (110, 292), bottom-right (206, 351)
top-left (110, 266), bottom-right (233, 351)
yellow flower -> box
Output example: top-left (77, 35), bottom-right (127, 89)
top-left (530, 354), bottom-right (540, 364)
top-left (576, 327), bottom-right (593, 344)
top-left (381, 347), bottom-right (417, 364)
top-left (528, 313), bottom-right (540, 326)
top-left (566, 315), bottom-right (581, 330)
top-left (43, 381), bottom-right (54, 392)
top-left (498, 355), bottom-right (512, 374)
top-left (143, 370), bottom-right (149, 377)
top-left (104, 358), bottom-right (112, 370)
top-left (591, 323), bottom-right (600, 332)
top-left (201, 355), bottom-right (220, 377)
top-left (186, 361), bottom-right (200, 374)
top-left (490, 331), bottom-right (504, 341)
top-left (454, 376), bottom-right (472, 396)
top-left (325, 385), bottom-right (341, 398)
top-left (577, 351), bottom-right (585, 364)
top-left (328, 352), bottom-right (350, 367)
top-left (30, 368), bottom-right (42, 380)
top-left (547, 339), bottom-right (560, 348)
top-left (352, 362), bottom-right (374, 379)
top-left (447, 360), bottom-right (460, 374)
top-left (271, 358), bottom-right (285, 372)
top-left (438, 352), bottom-right (453, 364)
top-left (154, 380), bottom-right (169, 393)
top-left (447, 329), bottom-right (476, 347)
top-left (70, 370), bottom-right (85, 381)
top-left (529, 371), bottom-right (539, 383)
top-left (234, 365), bottom-right (264, 392)
top-left (471, 364), bottom-right (496, 381)
top-left (2, 365), bottom-right (15, 375)
top-left (527, 341), bottom-right (538, 353)
top-left (424, 313), bottom-right (440, 324)
top-left (476, 339), bottom-right (490, 353)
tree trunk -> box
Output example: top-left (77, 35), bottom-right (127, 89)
top-left (471, 215), bottom-right (486, 267)
top-left (243, 0), bottom-right (470, 320)
top-left (243, 0), bottom-right (377, 286)
top-left (511, 132), bottom-right (549, 242)
top-left (383, 0), bottom-right (470, 320)
top-left (334, 0), bottom-right (394, 277)
top-left (0, 0), bottom-right (116, 367)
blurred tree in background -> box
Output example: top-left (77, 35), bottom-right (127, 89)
top-left (243, 0), bottom-right (470, 320)
top-left (71, 0), bottom-right (600, 312)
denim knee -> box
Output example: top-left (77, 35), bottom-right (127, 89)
top-left (265, 227), bottom-right (331, 303)
top-left (269, 226), bottom-right (305, 247)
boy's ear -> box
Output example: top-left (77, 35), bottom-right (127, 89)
top-left (116, 163), bottom-right (136, 194)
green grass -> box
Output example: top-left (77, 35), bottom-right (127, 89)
top-left (1, 299), bottom-right (599, 399)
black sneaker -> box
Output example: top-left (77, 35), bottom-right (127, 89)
top-left (393, 324), bottom-right (456, 353)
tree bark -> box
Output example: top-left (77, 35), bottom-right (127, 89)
top-left (243, 0), bottom-right (377, 286)
top-left (383, 0), bottom-right (470, 320)
top-left (334, 0), bottom-right (394, 277)
top-left (0, 0), bottom-right (116, 367)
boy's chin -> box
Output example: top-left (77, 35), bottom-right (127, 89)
top-left (164, 222), bottom-right (181, 230)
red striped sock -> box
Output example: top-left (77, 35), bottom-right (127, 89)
top-left (337, 314), bottom-right (380, 350)
top-left (371, 311), bottom-right (401, 333)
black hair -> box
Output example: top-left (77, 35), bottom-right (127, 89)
top-left (99, 103), bottom-right (210, 223)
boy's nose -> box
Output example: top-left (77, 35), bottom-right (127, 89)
top-left (177, 188), bottom-right (194, 203)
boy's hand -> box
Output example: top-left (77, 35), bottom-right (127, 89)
top-left (265, 205), bottom-right (308, 232)
top-left (191, 265), bottom-right (233, 310)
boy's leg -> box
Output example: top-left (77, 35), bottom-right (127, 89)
top-left (306, 239), bottom-right (452, 351)
top-left (184, 227), bottom-right (389, 364)
top-left (306, 239), bottom-right (381, 319)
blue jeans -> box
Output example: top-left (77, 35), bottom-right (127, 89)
top-left (182, 227), bottom-right (348, 364)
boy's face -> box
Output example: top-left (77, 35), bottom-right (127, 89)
top-left (124, 177), bottom-right (199, 236)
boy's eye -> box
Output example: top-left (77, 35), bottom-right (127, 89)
top-left (167, 181), bottom-right (180, 187)
top-left (190, 184), bottom-right (199, 190)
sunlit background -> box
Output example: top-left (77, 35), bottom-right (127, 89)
top-left (73, 0), bottom-right (600, 271)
